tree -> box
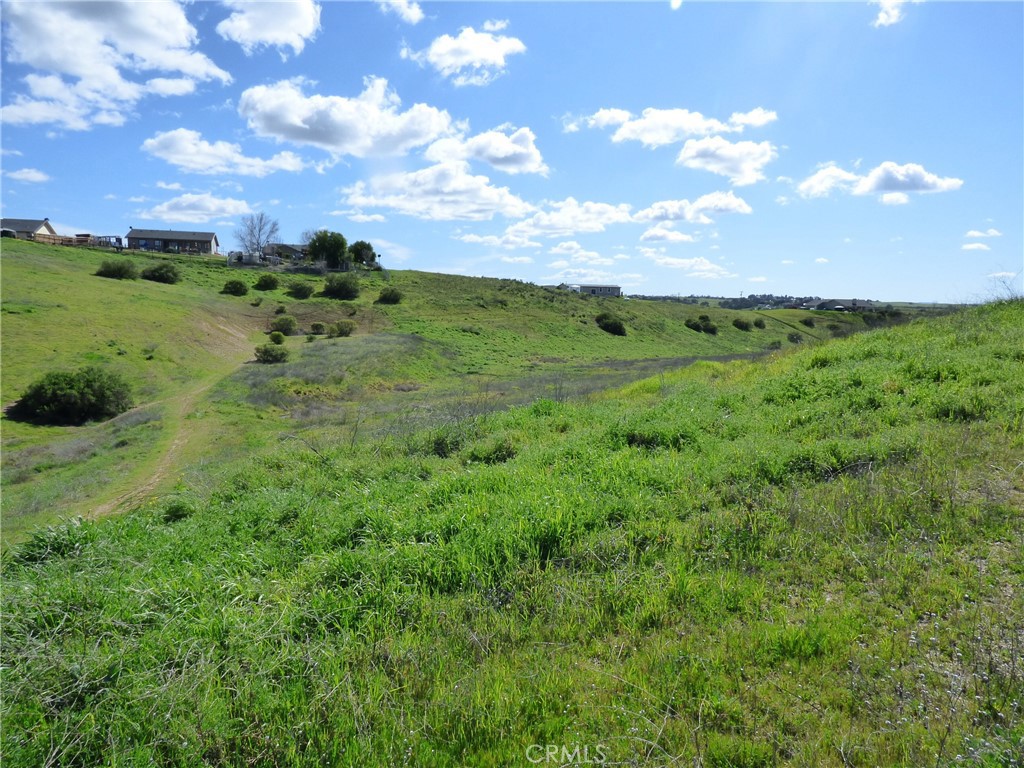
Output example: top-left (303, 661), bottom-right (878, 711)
top-left (235, 212), bottom-right (280, 259)
top-left (348, 240), bottom-right (376, 266)
top-left (307, 229), bottom-right (349, 270)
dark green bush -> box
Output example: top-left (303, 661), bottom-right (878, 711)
top-left (222, 279), bottom-right (249, 296)
top-left (96, 260), bottom-right (138, 280)
top-left (270, 315), bottom-right (298, 335)
top-left (732, 318), bottom-right (752, 331)
top-left (255, 273), bottom-right (280, 291)
top-left (800, 316), bottom-right (816, 328)
top-left (310, 322), bottom-right (326, 335)
top-left (685, 318), bottom-right (703, 332)
top-left (324, 273), bottom-right (359, 300)
top-left (788, 331), bottom-right (803, 344)
top-left (274, 305), bottom-right (287, 314)
top-left (11, 366), bottom-right (133, 425)
top-left (329, 319), bottom-right (357, 337)
top-left (685, 315), bottom-right (718, 334)
top-left (767, 340), bottom-right (783, 350)
top-left (376, 286), bottom-right (403, 304)
top-left (753, 318), bottom-right (766, 329)
top-left (254, 344), bottom-right (289, 363)
top-left (268, 331), bottom-right (286, 345)
top-left (595, 312), bottom-right (626, 336)
top-left (287, 281), bottom-right (314, 299)
top-left (140, 262), bottom-right (180, 284)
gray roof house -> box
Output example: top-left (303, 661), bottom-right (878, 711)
top-left (1, 217), bottom-right (58, 240)
top-left (126, 228), bottom-right (219, 254)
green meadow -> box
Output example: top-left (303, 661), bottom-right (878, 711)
top-left (2, 240), bottom-right (1021, 766)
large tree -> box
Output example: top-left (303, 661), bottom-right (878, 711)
top-left (348, 240), bottom-right (376, 266)
top-left (307, 229), bottom-right (349, 270)
top-left (235, 212), bottom-right (280, 258)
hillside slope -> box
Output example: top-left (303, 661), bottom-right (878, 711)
top-left (3, 300), bottom-right (1021, 766)
top-left (2, 240), bottom-right (862, 540)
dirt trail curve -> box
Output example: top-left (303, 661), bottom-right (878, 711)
top-left (87, 318), bottom-right (252, 520)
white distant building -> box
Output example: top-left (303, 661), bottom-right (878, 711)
top-left (571, 284), bottom-right (621, 297)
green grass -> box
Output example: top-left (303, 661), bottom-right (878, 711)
top-left (2, 298), bottom-right (1021, 766)
top-left (2, 241), bottom-right (867, 541)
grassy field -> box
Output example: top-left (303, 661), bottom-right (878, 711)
top-left (1, 240), bottom-right (863, 542)
top-left (2, 284), bottom-right (1021, 766)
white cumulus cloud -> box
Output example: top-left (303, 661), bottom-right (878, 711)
top-left (962, 243), bottom-right (991, 251)
top-left (873, 0), bottom-right (920, 28)
top-left (503, 197), bottom-right (633, 241)
top-left (641, 251), bottom-right (736, 279)
top-left (582, 105), bottom-right (776, 148)
top-left (425, 125), bottom-right (548, 175)
top-left (5, 168), bottom-right (50, 183)
top-left (142, 128), bottom-right (306, 176)
top-left (798, 160), bottom-right (962, 201)
top-left (1, 1), bottom-right (230, 130)
top-left (238, 77), bottom-right (454, 157)
top-left (377, 0), bottom-right (424, 25)
top-left (965, 228), bottom-right (1002, 238)
top-left (549, 240), bottom-right (613, 266)
top-left (140, 192), bottom-right (251, 223)
top-left (635, 190), bottom-right (752, 225)
top-left (216, 0), bottom-right (321, 57)
top-left (401, 24), bottom-right (526, 87)
top-left (676, 136), bottom-right (777, 186)
top-left (343, 161), bottom-right (533, 221)
top-left (639, 223), bottom-right (697, 243)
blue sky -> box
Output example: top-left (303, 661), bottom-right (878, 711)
top-left (2, 1), bottom-right (1021, 302)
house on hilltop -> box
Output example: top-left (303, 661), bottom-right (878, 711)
top-left (1, 217), bottom-right (58, 240)
top-left (571, 284), bottom-right (622, 297)
top-left (126, 227), bottom-right (219, 254)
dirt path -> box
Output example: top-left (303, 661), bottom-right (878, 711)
top-left (86, 318), bottom-right (253, 520)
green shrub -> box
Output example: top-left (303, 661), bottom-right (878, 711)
top-left (685, 315), bottom-right (718, 334)
top-left (732, 318), bottom-right (752, 331)
top-left (329, 319), bottom-right (357, 337)
top-left (287, 281), bottom-right (315, 299)
top-left (11, 366), bottom-right (133, 425)
top-left (310, 322), bottom-right (326, 335)
top-left (96, 260), bottom-right (139, 280)
top-left (222, 279), bottom-right (249, 296)
top-left (251, 297), bottom-right (263, 307)
top-left (254, 344), bottom-right (289, 363)
top-left (753, 318), bottom-right (766, 329)
top-left (268, 331), bottom-right (286, 345)
top-left (140, 262), bottom-right (180, 284)
top-left (787, 331), bottom-right (803, 344)
top-left (324, 273), bottom-right (360, 300)
top-left (767, 340), bottom-right (783, 350)
top-left (595, 312), bottom-right (626, 336)
top-left (270, 315), bottom-right (298, 335)
top-left (800, 316), bottom-right (816, 328)
top-left (275, 305), bottom-right (287, 314)
top-left (255, 273), bottom-right (280, 291)
top-left (376, 286), bottom-right (403, 304)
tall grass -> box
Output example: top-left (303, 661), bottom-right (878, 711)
top-left (3, 301), bottom-right (1022, 766)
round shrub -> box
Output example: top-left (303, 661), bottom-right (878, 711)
top-left (753, 318), bottom-right (766, 329)
top-left (254, 344), bottom-right (289, 363)
top-left (140, 262), bottom-right (180, 284)
top-left (270, 315), bottom-right (298, 335)
top-left (329, 319), bottom-right (357, 337)
top-left (595, 312), bottom-right (626, 336)
top-left (787, 331), bottom-right (803, 344)
top-left (310, 322), bottom-right (327, 335)
top-left (274, 305), bottom-right (287, 314)
top-left (287, 281), bottom-right (314, 299)
top-left (732, 318), bottom-right (752, 331)
top-left (96, 259), bottom-right (139, 280)
top-left (255, 273), bottom-right (280, 291)
top-left (222, 279), bottom-right (249, 296)
top-left (376, 286), bottom-right (403, 305)
top-left (324, 273), bottom-right (360, 300)
top-left (11, 366), bottom-right (133, 425)
top-left (800, 316), bottom-right (816, 328)
top-left (269, 331), bottom-right (286, 345)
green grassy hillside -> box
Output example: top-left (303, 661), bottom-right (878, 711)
top-left (3, 298), bottom-right (1021, 766)
top-left (2, 240), bottom-right (862, 541)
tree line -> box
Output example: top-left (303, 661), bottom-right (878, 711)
top-left (235, 213), bottom-right (378, 271)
